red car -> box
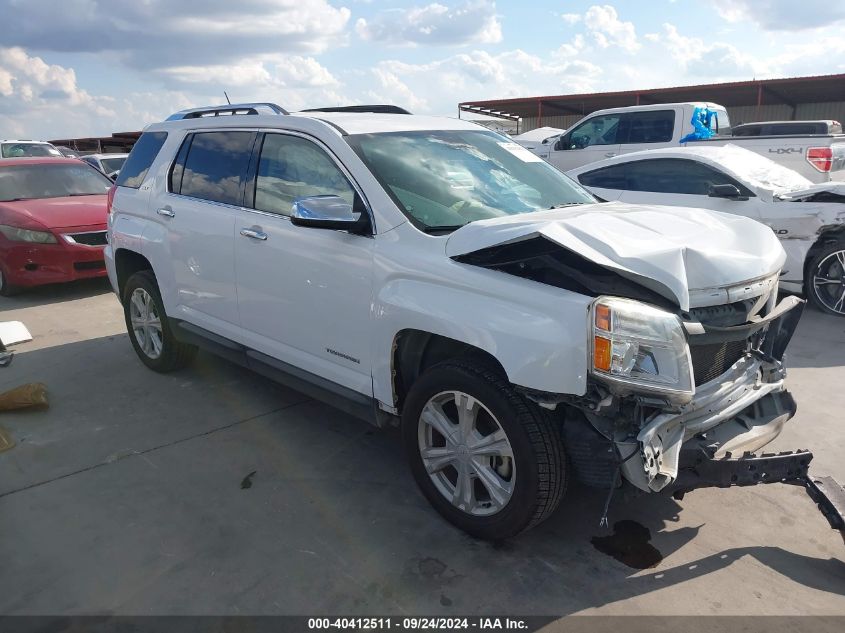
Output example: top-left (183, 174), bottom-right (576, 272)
top-left (0, 157), bottom-right (112, 295)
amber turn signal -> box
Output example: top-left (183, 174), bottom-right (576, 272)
top-left (595, 304), bottom-right (611, 331)
top-left (594, 336), bottom-right (612, 371)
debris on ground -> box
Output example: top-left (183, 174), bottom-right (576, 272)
top-left (0, 383), bottom-right (49, 411)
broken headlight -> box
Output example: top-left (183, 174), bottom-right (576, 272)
top-left (591, 297), bottom-right (693, 397)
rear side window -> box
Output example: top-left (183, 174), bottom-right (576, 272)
top-left (623, 110), bottom-right (675, 144)
top-left (172, 131), bottom-right (256, 206)
top-left (115, 131), bottom-right (168, 189)
top-left (579, 158), bottom-right (754, 196)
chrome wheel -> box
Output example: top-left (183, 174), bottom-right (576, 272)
top-left (418, 390), bottom-right (515, 516)
top-left (129, 287), bottom-right (163, 359)
top-left (813, 248), bottom-right (845, 315)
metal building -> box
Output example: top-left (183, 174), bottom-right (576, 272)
top-left (459, 73), bottom-right (845, 134)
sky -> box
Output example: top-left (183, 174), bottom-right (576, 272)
top-left (1, 0), bottom-right (844, 139)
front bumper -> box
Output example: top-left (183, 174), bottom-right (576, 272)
top-left (0, 226), bottom-right (107, 287)
top-left (620, 296), bottom-right (804, 493)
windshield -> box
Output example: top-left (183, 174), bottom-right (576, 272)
top-left (714, 144), bottom-right (812, 192)
top-left (1, 143), bottom-right (62, 158)
top-left (101, 156), bottom-right (126, 173)
top-left (346, 130), bottom-right (596, 231)
top-left (0, 164), bottom-right (113, 201)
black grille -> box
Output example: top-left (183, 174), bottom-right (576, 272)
top-left (69, 231), bottom-right (107, 246)
top-left (689, 339), bottom-right (748, 386)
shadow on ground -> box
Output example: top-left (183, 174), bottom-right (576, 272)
top-left (0, 334), bottom-right (842, 616)
top-left (0, 277), bottom-right (113, 311)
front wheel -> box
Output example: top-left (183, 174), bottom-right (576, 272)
top-left (0, 266), bottom-right (21, 297)
top-left (401, 360), bottom-right (566, 540)
top-left (806, 240), bottom-right (845, 316)
top-left (122, 270), bottom-right (197, 371)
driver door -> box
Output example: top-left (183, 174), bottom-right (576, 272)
top-left (234, 132), bottom-right (375, 396)
top-left (547, 113), bottom-right (624, 173)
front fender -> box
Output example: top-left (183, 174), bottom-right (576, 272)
top-left (371, 266), bottom-right (591, 406)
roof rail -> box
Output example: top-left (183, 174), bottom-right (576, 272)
top-left (301, 105), bottom-right (411, 115)
top-left (166, 103), bottom-right (288, 121)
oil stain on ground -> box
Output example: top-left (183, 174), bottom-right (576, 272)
top-left (240, 470), bottom-right (257, 489)
top-left (591, 520), bottom-right (663, 569)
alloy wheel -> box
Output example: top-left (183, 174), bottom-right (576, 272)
top-left (417, 390), bottom-right (515, 516)
top-left (129, 287), bottom-right (164, 359)
top-left (813, 248), bottom-right (845, 315)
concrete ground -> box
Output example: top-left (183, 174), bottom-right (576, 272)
top-left (0, 278), bottom-right (843, 616)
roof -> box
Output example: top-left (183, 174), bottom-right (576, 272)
top-left (0, 140), bottom-right (55, 144)
top-left (0, 157), bottom-right (84, 167)
top-left (83, 153), bottom-right (129, 159)
top-left (460, 73), bottom-right (845, 121)
top-left (150, 111), bottom-right (484, 136)
top-left (298, 112), bottom-right (482, 134)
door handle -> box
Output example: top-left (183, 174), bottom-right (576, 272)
top-left (240, 228), bottom-right (268, 241)
top-left (604, 152), bottom-right (617, 158)
top-left (156, 207), bottom-right (175, 218)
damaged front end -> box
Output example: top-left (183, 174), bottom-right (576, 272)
top-left (557, 287), bottom-right (845, 539)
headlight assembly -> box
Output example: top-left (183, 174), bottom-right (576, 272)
top-left (0, 224), bottom-right (57, 244)
top-left (591, 297), bottom-right (693, 397)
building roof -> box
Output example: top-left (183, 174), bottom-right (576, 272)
top-left (460, 73), bottom-right (845, 121)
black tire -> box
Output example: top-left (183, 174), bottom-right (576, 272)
top-left (122, 270), bottom-right (197, 372)
top-left (805, 239), bottom-right (845, 317)
top-left (401, 359), bottom-right (566, 540)
top-left (0, 265), bottom-right (22, 297)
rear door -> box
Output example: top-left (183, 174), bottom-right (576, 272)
top-left (161, 130), bottom-right (256, 336)
top-left (547, 113), bottom-right (624, 172)
top-left (617, 109), bottom-right (676, 157)
top-left (234, 131), bottom-right (375, 395)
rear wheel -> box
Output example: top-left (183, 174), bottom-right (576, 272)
top-left (401, 360), bottom-right (566, 540)
top-left (806, 240), bottom-right (845, 316)
top-left (122, 270), bottom-right (197, 371)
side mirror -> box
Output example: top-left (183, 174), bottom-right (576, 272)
top-left (290, 194), bottom-right (371, 234)
top-left (708, 184), bottom-right (747, 200)
top-left (553, 133), bottom-right (569, 151)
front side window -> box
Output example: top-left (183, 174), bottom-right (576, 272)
top-left (565, 115), bottom-right (623, 149)
top-left (253, 134), bottom-right (355, 216)
top-left (579, 158), bottom-right (752, 196)
top-left (347, 130), bottom-right (595, 230)
top-left (624, 110), bottom-right (675, 144)
top-left (175, 131), bottom-right (256, 206)
top-left (0, 164), bottom-right (112, 201)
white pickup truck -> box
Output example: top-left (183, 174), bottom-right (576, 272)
top-left (543, 102), bottom-right (845, 183)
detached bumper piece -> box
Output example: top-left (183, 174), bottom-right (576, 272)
top-left (671, 448), bottom-right (845, 541)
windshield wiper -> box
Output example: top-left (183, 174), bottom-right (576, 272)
top-left (549, 202), bottom-right (591, 209)
top-left (2, 197), bottom-right (35, 202)
top-left (65, 193), bottom-right (102, 197)
top-left (421, 224), bottom-right (466, 233)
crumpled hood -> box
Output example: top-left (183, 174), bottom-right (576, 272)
top-left (776, 181), bottom-right (845, 200)
top-left (446, 202), bottom-right (786, 311)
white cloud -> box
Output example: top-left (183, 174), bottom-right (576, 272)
top-left (355, 0), bottom-right (502, 46)
top-left (657, 23), bottom-right (766, 77)
top-left (583, 5), bottom-right (640, 52)
top-left (366, 49), bottom-right (602, 113)
top-left (0, 0), bottom-right (352, 67)
top-left (561, 13), bottom-right (581, 25)
top-left (712, 0), bottom-right (845, 30)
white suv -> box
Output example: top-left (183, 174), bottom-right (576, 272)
top-left (105, 103), bottom-right (817, 540)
